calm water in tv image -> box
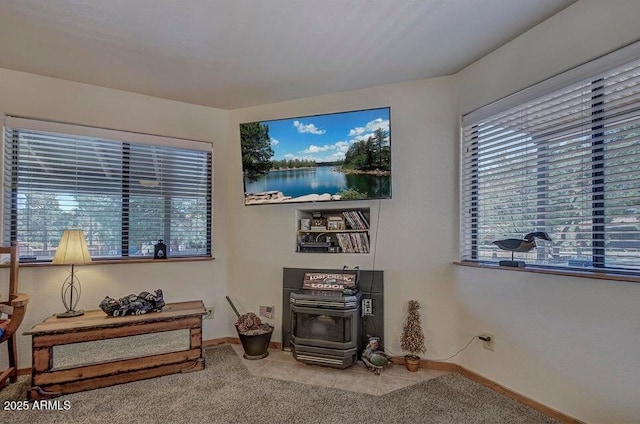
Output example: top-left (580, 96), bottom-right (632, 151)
top-left (240, 107), bottom-right (391, 205)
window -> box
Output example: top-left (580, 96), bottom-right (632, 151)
top-left (3, 117), bottom-right (212, 260)
top-left (461, 42), bottom-right (640, 275)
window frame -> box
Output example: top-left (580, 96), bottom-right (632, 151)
top-left (2, 117), bottom-right (213, 262)
top-left (460, 42), bottom-right (640, 278)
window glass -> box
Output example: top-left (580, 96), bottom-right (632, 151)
top-left (461, 53), bottom-right (640, 274)
top-left (3, 124), bottom-right (212, 260)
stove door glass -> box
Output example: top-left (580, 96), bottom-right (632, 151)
top-left (291, 305), bottom-right (358, 350)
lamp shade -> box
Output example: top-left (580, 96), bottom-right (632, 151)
top-left (52, 229), bottom-right (92, 265)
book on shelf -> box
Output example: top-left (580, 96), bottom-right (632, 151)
top-left (342, 210), bottom-right (369, 230)
top-left (357, 211), bottom-right (369, 229)
top-left (335, 232), bottom-right (369, 253)
top-left (353, 233), bottom-right (362, 253)
top-left (349, 211), bottom-right (361, 229)
top-left (358, 232), bottom-right (370, 253)
top-left (342, 211), bottom-right (357, 230)
top-left (336, 233), bottom-right (350, 253)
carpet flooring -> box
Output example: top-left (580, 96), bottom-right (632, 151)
top-left (1, 344), bottom-right (559, 423)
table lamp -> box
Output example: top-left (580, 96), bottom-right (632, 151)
top-left (53, 229), bottom-right (92, 318)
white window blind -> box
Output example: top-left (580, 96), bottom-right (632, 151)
top-left (461, 44), bottom-right (640, 274)
top-left (3, 118), bottom-right (212, 260)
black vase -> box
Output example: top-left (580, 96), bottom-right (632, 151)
top-left (236, 325), bottom-right (274, 360)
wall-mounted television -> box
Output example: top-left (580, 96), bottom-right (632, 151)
top-left (240, 107), bottom-right (391, 205)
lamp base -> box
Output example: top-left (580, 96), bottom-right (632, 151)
top-left (56, 310), bottom-right (84, 318)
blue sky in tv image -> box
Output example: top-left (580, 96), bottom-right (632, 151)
top-left (265, 108), bottom-right (389, 163)
top-left (243, 107), bottom-right (391, 203)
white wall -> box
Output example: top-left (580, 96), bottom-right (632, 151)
top-left (227, 76), bottom-right (461, 359)
top-left (456, 1), bottom-right (640, 423)
top-left (0, 68), bottom-right (232, 368)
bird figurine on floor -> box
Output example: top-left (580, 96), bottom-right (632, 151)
top-left (493, 232), bottom-right (552, 267)
top-left (361, 336), bottom-right (391, 375)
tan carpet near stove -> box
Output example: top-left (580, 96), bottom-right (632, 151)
top-left (1, 344), bottom-right (559, 424)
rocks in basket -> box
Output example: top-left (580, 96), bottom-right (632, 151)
top-left (235, 312), bottom-right (272, 335)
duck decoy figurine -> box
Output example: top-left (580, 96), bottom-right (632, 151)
top-left (361, 336), bottom-right (391, 375)
top-left (493, 232), bottom-right (552, 267)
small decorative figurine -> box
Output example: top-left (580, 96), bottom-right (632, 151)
top-left (361, 336), bottom-right (391, 375)
top-left (99, 289), bottom-right (165, 317)
top-left (154, 239), bottom-right (167, 259)
top-left (492, 231), bottom-right (552, 267)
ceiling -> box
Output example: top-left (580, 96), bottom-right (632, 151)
top-left (0, 0), bottom-right (577, 110)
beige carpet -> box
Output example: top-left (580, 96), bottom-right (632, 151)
top-left (1, 344), bottom-right (559, 424)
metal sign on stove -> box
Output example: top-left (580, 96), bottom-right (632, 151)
top-left (302, 272), bottom-right (357, 291)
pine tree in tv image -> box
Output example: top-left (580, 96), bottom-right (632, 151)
top-left (240, 107), bottom-right (391, 205)
top-left (240, 122), bottom-right (274, 183)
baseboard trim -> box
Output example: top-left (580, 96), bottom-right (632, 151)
top-left (202, 337), bottom-right (230, 347)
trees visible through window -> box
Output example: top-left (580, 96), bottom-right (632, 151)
top-left (3, 118), bottom-right (212, 260)
top-left (461, 44), bottom-right (640, 274)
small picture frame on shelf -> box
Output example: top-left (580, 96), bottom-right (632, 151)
top-left (300, 218), bottom-right (311, 230)
top-left (310, 216), bottom-right (327, 230)
top-left (327, 216), bottom-right (344, 230)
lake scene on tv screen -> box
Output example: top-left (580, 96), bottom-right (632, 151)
top-left (240, 107), bottom-right (390, 205)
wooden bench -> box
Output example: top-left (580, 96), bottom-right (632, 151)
top-left (24, 300), bottom-right (206, 400)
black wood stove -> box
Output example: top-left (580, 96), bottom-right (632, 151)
top-left (282, 268), bottom-right (384, 369)
top-left (290, 288), bottom-right (362, 368)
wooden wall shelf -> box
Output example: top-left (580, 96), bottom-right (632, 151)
top-left (296, 208), bottom-right (371, 254)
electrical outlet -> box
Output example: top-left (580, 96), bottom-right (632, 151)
top-left (481, 332), bottom-right (495, 351)
top-left (204, 307), bottom-right (215, 320)
top-left (362, 298), bottom-right (373, 315)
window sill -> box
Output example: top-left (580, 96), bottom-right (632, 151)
top-left (8, 256), bottom-right (214, 268)
top-left (453, 261), bottom-right (640, 284)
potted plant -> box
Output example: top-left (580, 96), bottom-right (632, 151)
top-left (226, 296), bottom-right (274, 360)
top-left (400, 299), bottom-right (426, 372)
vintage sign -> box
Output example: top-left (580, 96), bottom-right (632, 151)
top-left (303, 272), bottom-right (358, 291)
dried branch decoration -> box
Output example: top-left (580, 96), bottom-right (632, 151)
top-left (400, 299), bottom-right (426, 358)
